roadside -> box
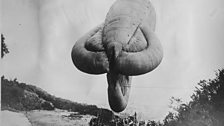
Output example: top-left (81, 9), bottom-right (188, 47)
top-left (25, 109), bottom-right (93, 126)
top-left (1, 110), bottom-right (32, 126)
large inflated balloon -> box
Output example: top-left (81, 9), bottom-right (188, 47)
top-left (71, 0), bottom-right (163, 112)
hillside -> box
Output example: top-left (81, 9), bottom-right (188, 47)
top-left (1, 76), bottom-right (113, 118)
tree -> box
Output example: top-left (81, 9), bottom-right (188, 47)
top-left (163, 69), bottom-right (224, 126)
top-left (1, 34), bottom-right (9, 58)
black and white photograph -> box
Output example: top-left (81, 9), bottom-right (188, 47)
top-left (1, 0), bottom-right (224, 126)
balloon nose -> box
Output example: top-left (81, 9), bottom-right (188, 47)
top-left (106, 42), bottom-right (122, 63)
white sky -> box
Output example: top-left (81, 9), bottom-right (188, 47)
top-left (1, 0), bottom-right (224, 120)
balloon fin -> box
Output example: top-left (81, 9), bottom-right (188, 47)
top-left (107, 72), bottom-right (131, 112)
top-left (115, 23), bottom-right (163, 75)
top-left (71, 24), bottom-right (109, 74)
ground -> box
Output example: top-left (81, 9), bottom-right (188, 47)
top-left (1, 109), bottom-right (94, 126)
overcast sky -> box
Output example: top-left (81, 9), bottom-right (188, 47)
top-left (1, 0), bottom-right (224, 120)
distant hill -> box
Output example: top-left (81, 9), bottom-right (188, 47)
top-left (1, 76), bottom-right (113, 120)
